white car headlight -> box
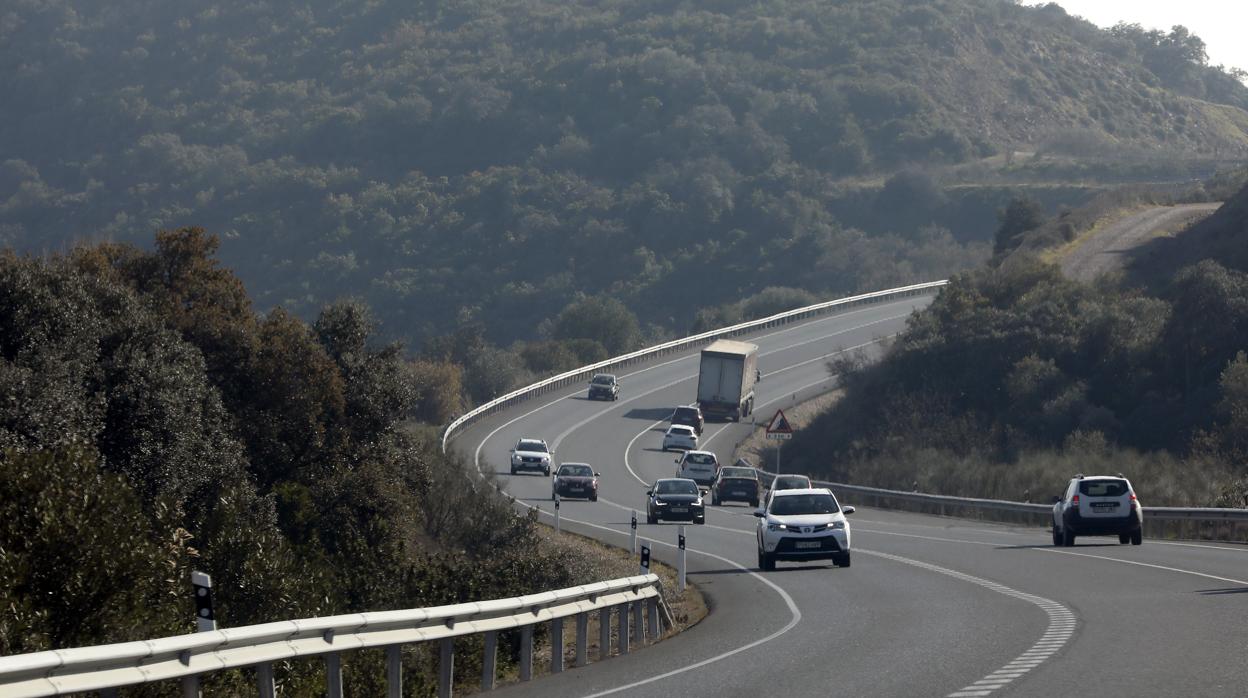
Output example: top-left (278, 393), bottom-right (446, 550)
top-left (831, 521), bottom-right (846, 529)
top-left (767, 522), bottom-right (787, 531)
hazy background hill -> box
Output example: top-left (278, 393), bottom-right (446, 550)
top-left (4, 0), bottom-right (1248, 350)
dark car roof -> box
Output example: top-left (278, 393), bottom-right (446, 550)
top-left (772, 474), bottom-right (811, 488)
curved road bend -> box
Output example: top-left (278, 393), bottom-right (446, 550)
top-left (450, 295), bottom-right (1248, 697)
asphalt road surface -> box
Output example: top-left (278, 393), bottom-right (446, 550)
top-left (450, 296), bottom-right (1248, 697)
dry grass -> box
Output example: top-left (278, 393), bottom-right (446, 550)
top-left (735, 391), bottom-right (842, 473)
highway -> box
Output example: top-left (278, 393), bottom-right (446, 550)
top-left (449, 295), bottom-right (1248, 697)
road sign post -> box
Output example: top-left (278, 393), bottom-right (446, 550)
top-left (631, 510), bottom-right (638, 553)
top-left (554, 494), bottom-right (561, 533)
top-left (639, 542), bottom-right (651, 577)
top-left (764, 409), bottom-right (794, 475)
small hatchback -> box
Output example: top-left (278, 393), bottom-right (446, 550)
top-left (1052, 474), bottom-right (1143, 546)
top-left (646, 477), bottom-right (706, 524)
top-left (711, 465), bottom-right (760, 507)
top-left (662, 424), bottom-right (698, 451)
top-left (552, 463), bottom-right (599, 501)
top-left (670, 405), bottom-right (704, 435)
top-left (675, 450), bottom-right (720, 487)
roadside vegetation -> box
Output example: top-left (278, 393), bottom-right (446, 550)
top-left (786, 180), bottom-right (1248, 508)
top-left (0, 229), bottom-right (697, 693)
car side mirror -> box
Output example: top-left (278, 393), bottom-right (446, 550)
top-left (1051, 496), bottom-right (1061, 504)
top-left (753, 509), bottom-right (765, 517)
top-left (595, 472), bottom-right (602, 477)
top-left (843, 506), bottom-right (855, 515)
top-left (646, 490), bottom-right (653, 496)
top-left (700, 489), bottom-right (709, 497)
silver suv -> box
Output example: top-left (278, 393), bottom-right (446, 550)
top-left (1052, 474), bottom-right (1143, 546)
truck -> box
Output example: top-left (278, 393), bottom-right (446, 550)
top-left (696, 339), bottom-right (759, 421)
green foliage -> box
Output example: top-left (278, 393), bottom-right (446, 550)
top-left (552, 295), bottom-right (642, 356)
top-left (0, 447), bottom-right (191, 654)
top-left (994, 196), bottom-right (1048, 255)
top-left (3, 0), bottom-right (1245, 352)
top-left (0, 234), bottom-right (619, 697)
top-left (787, 228), bottom-right (1248, 505)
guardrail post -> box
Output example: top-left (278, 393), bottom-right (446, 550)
top-left (618, 603), bottom-right (630, 655)
top-left (647, 597), bottom-right (660, 638)
top-left (599, 607), bottom-right (611, 660)
top-left (575, 612), bottom-right (589, 666)
top-left (387, 645), bottom-right (402, 698)
top-left (181, 677), bottom-right (199, 698)
top-left (482, 630), bottom-right (497, 689)
top-left (631, 511), bottom-right (638, 553)
top-left (678, 525), bottom-right (687, 592)
top-left (439, 638), bottom-right (454, 698)
top-left (520, 625), bottom-right (534, 681)
top-left (551, 617), bottom-right (565, 673)
top-left (326, 652), bottom-right (343, 698)
top-left (100, 690), bottom-right (118, 698)
top-left (256, 663), bottom-right (276, 698)
top-left (633, 599), bottom-right (645, 645)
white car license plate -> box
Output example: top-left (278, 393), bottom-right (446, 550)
top-left (670, 507), bottom-right (688, 513)
top-left (795, 541), bottom-right (820, 549)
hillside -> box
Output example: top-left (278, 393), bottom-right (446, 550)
top-left (4, 0), bottom-right (1248, 349)
top-left (785, 177), bottom-right (1248, 508)
top-left (1127, 177), bottom-right (1248, 287)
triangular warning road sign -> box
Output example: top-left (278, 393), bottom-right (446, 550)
top-left (765, 409), bottom-right (793, 434)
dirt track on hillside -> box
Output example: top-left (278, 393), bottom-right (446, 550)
top-left (1059, 203), bottom-right (1221, 282)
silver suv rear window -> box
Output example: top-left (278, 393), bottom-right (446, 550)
top-left (1079, 480), bottom-right (1128, 497)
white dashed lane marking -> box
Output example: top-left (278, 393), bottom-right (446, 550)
top-left (863, 550), bottom-right (1077, 698)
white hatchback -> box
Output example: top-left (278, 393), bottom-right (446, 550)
top-left (755, 488), bottom-right (854, 570)
top-left (662, 424), bottom-right (698, 451)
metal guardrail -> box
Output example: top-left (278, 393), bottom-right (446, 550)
top-left (441, 280), bottom-right (948, 454)
top-left (0, 575), bottom-right (663, 697)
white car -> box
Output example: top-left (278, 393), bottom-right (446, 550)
top-left (510, 438), bottom-right (552, 476)
top-left (662, 424), bottom-right (698, 452)
top-left (755, 488), bottom-right (854, 571)
top-left (675, 449), bottom-right (719, 487)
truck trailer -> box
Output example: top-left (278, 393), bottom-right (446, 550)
top-left (696, 339), bottom-right (759, 421)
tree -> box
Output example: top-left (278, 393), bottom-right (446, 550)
top-left (0, 447), bottom-right (192, 653)
top-left (993, 197), bottom-right (1047, 255)
top-left (551, 296), bottom-right (641, 356)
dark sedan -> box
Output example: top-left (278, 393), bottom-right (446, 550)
top-left (646, 478), bottom-right (706, 524)
top-left (552, 463), bottom-right (599, 501)
top-left (711, 466), bottom-right (760, 507)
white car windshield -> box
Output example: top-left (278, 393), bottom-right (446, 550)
top-left (592, 375), bottom-right (614, 385)
top-left (770, 494), bottom-right (839, 516)
top-left (517, 440), bottom-right (547, 452)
